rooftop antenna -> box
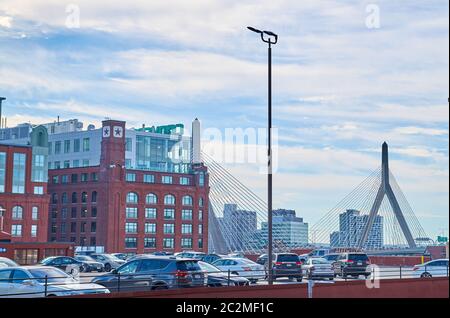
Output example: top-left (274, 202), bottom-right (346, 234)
top-left (0, 97), bottom-right (5, 129)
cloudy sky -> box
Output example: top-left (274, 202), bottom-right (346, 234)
top-left (0, 1), bottom-right (448, 240)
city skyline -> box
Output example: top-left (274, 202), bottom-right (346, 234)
top-left (0, 0), bottom-right (448, 240)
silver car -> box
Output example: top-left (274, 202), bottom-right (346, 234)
top-left (89, 254), bottom-right (126, 272)
top-left (0, 266), bottom-right (109, 298)
top-left (302, 258), bottom-right (334, 280)
top-left (0, 257), bottom-right (19, 268)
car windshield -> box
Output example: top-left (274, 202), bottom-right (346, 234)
top-left (104, 254), bottom-right (121, 261)
top-left (277, 255), bottom-right (299, 262)
top-left (76, 256), bottom-right (94, 262)
top-left (28, 268), bottom-right (74, 284)
top-left (311, 258), bottom-right (328, 264)
top-left (198, 262), bottom-right (220, 273)
top-left (177, 261), bottom-right (201, 271)
top-left (348, 254), bottom-right (369, 261)
top-left (39, 257), bottom-right (56, 265)
top-left (325, 255), bottom-right (339, 261)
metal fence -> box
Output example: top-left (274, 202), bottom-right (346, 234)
top-left (0, 265), bottom-right (448, 298)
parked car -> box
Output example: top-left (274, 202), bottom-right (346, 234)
top-left (332, 253), bottom-right (371, 278)
top-left (256, 254), bottom-right (275, 266)
top-left (0, 266), bottom-right (109, 298)
top-left (270, 253), bottom-right (303, 282)
top-left (322, 253), bottom-right (341, 263)
top-left (413, 259), bottom-right (449, 278)
top-left (302, 258), bottom-right (334, 280)
top-left (0, 257), bottom-right (19, 268)
top-left (111, 253), bottom-right (129, 261)
top-left (39, 256), bottom-right (84, 275)
top-left (74, 255), bottom-right (104, 273)
top-left (200, 254), bottom-right (223, 264)
top-left (176, 251), bottom-right (207, 260)
top-left (299, 249), bottom-right (331, 263)
top-left (198, 261), bottom-right (250, 287)
top-left (92, 256), bottom-right (206, 292)
top-left (212, 258), bottom-right (265, 283)
top-left (89, 254), bottom-right (126, 272)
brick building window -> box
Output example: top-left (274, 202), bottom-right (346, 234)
top-left (91, 191), bottom-right (98, 203)
top-left (145, 208), bottom-right (157, 219)
top-left (71, 192), bottom-right (77, 203)
top-left (181, 224), bottom-right (192, 235)
top-left (91, 222), bottom-right (97, 233)
top-left (126, 173), bottom-right (136, 182)
top-left (146, 193), bottom-right (158, 205)
top-left (81, 192), bottom-right (88, 203)
top-left (182, 195), bottom-right (193, 206)
top-left (32, 207), bottom-right (39, 220)
top-left (164, 209), bottom-right (175, 220)
top-left (162, 176), bottom-right (173, 184)
top-left (51, 193), bottom-right (58, 204)
top-left (31, 225), bottom-right (38, 238)
top-left (145, 223), bottom-right (156, 234)
top-left (181, 238), bottom-right (193, 249)
top-left (91, 207), bottom-right (97, 218)
top-left (163, 224), bottom-right (175, 235)
top-left (11, 225), bottom-right (22, 237)
top-left (164, 194), bottom-right (175, 205)
top-left (144, 175), bottom-right (155, 183)
top-left (126, 207), bottom-right (138, 219)
top-left (81, 208), bottom-right (88, 218)
top-left (182, 210), bottom-right (192, 221)
top-left (126, 192), bottom-right (139, 204)
top-left (163, 238), bottom-right (174, 249)
top-left (180, 177), bottom-right (190, 185)
top-left (125, 222), bottom-right (138, 234)
top-left (71, 207), bottom-right (77, 218)
top-left (12, 206), bottom-right (23, 220)
top-left (61, 192), bottom-right (68, 204)
top-left (125, 238), bottom-right (137, 249)
top-left (144, 238), bottom-right (156, 248)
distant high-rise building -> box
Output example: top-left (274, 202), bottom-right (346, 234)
top-left (220, 204), bottom-right (257, 251)
top-left (330, 209), bottom-right (383, 249)
top-left (260, 209), bottom-right (309, 248)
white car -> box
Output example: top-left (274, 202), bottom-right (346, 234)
top-left (212, 258), bottom-right (265, 283)
top-left (0, 257), bottom-right (19, 268)
top-left (412, 259), bottom-right (449, 278)
top-left (302, 258), bottom-right (334, 280)
top-left (0, 266), bottom-right (110, 298)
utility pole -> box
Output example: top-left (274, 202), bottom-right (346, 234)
top-left (0, 97), bottom-right (5, 129)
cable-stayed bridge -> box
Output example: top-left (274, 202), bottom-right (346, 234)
top-left (204, 143), bottom-right (433, 255)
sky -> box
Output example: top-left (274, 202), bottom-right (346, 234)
top-left (0, 0), bottom-right (448, 240)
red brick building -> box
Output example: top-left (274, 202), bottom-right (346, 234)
top-left (47, 120), bottom-right (209, 254)
top-left (0, 143), bottom-right (49, 243)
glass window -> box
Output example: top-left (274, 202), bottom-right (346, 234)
top-left (182, 209), bottom-right (193, 221)
top-left (118, 261), bottom-right (139, 274)
top-left (81, 192), bottom-right (88, 203)
top-left (126, 173), bottom-right (136, 182)
top-left (34, 186), bottom-right (44, 195)
top-left (145, 223), bottom-right (156, 234)
top-left (125, 138), bottom-right (133, 152)
top-left (12, 224), bottom-right (22, 237)
top-left (127, 192), bottom-right (139, 204)
top-left (146, 193), bottom-right (157, 205)
top-left (82, 159), bottom-right (89, 167)
top-left (182, 224), bottom-right (192, 235)
top-left (125, 238), bottom-right (137, 249)
top-left (73, 160), bottom-right (80, 168)
top-left (180, 177), bottom-right (190, 185)
top-left (48, 142), bottom-right (52, 155)
top-left (32, 154), bottom-right (46, 182)
top-left (164, 209), bottom-right (175, 220)
top-left (31, 225), bottom-right (38, 238)
top-left (91, 173), bottom-right (98, 182)
top-left (125, 159), bottom-right (132, 169)
top-left (63, 161), bottom-right (70, 169)
top-left (181, 238), bottom-right (193, 249)
top-left (199, 210), bottom-right (203, 221)
top-left (32, 207), bottom-right (39, 220)
top-left (126, 207), bottom-right (138, 219)
top-left (91, 207), bottom-right (97, 218)
top-left (71, 174), bottom-right (78, 183)
top-left (83, 138), bottom-right (90, 152)
top-left (199, 173), bottom-right (205, 187)
top-left (198, 224), bottom-right (203, 235)
top-left (54, 161), bottom-right (61, 169)
top-left (164, 194), bottom-right (175, 205)
top-left (12, 206), bottom-right (23, 220)
top-left (64, 140), bottom-right (70, 153)
top-left (91, 191), bottom-right (98, 203)
top-left (125, 223), bottom-right (138, 234)
top-left (182, 195), bottom-right (193, 206)
top-left (71, 192), bottom-right (77, 203)
top-left (73, 139), bottom-right (81, 153)
top-left (162, 176), bottom-right (173, 184)
top-left (81, 173), bottom-right (88, 182)
top-left (144, 238), bottom-right (156, 249)
top-left (145, 208), bottom-right (157, 219)
top-left (163, 224), bottom-right (175, 234)
top-left (144, 174), bottom-right (155, 183)
top-left (199, 197), bottom-right (204, 207)
top-left (163, 238), bottom-right (174, 249)
top-left (12, 153), bottom-right (26, 194)
top-left (55, 141), bottom-right (61, 154)
top-left (71, 208), bottom-right (77, 218)
top-left (61, 175), bottom-right (69, 184)
top-left (0, 152), bottom-right (6, 193)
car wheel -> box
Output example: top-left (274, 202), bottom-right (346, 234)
top-left (297, 277), bottom-right (303, 283)
top-left (104, 263), bottom-right (112, 272)
top-left (153, 284), bottom-right (168, 290)
top-left (421, 272), bottom-right (432, 278)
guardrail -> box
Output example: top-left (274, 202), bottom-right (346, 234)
top-left (0, 265), bottom-right (448, 298)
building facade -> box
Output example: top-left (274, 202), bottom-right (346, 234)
top-left (0, 126), bottom-right (50, 243)
top-left (261, 209), bottom-right (309, 248)
top-left (1, 117), bottom-right (209, 254)
top-left (330, 209), bottom-right (383, 249)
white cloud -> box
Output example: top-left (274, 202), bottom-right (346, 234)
top-left (0, 15), bottom-right (12, 28)
top-left (393, 126), bottom-right (449, 136)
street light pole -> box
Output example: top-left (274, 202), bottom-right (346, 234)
top-left (0, 97), bottom-right (5, 129)
top-left (247, 26), bottom-right (278, 285)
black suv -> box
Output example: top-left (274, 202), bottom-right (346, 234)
top-left (269, 253), bottom-right (303, 282)
top-left (92, 256), bottom-right (206, 292)
top-left (39, 256), bottom-right (84, 275)
top-left (332, 253), bottom-right (371, 278)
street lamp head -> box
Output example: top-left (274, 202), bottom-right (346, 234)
top-left (263, 30), bottom-right (278, 37)
top-left (247, 26), bottom-right (263, 34)
top-left (0, 97), bottom-right (5, 102)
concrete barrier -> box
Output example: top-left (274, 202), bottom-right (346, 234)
top-left (73, 277), bottom-right (448, 298)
